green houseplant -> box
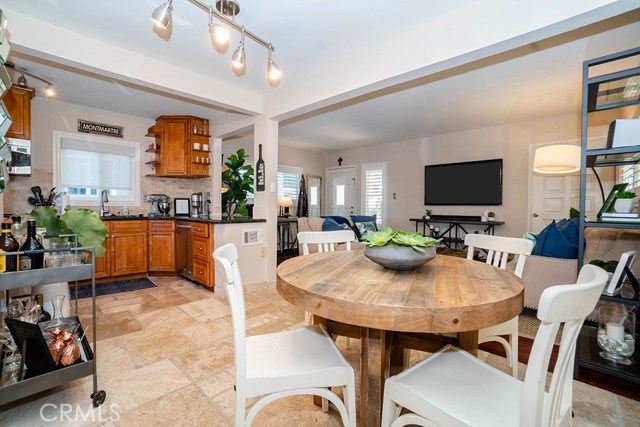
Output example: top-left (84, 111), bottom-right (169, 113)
top-left (30, 206), bottom-right (107, 256)
top-left (222, 148), bottom-right (255, 220)
top-left (361, 227), bottom-right (441, 270)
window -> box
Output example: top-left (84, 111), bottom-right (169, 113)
top-left (278, 164), bottom-right (302, 201)
top-left (53, 131), bottom-right (140, 206)
top-left (361, 162), bottom-right (387, 227)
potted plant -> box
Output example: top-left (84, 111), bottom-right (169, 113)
top-left (488, 211), bottom-right (496, 221)
top-left (614, 191), bottom-right (636, 214)
top-left (360, 227), bottom-right (441, 270)
top-left (423, 209), bottom-right (432, 220)
top-left (222, 148), bottom-right (255, 220)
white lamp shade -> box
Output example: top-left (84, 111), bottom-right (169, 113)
top-left (533, 145), bottom-right (581, 174)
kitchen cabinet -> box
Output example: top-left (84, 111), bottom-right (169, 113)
top-left (191, 221), bottom-right (214, 289)
top-left (3, 85), bottom-right (35, 140)
top-left (145, 115), bottom-right (210, 178)
top-left (575, 47), bottom-right (640, 384)
top-left (149, 220), bottom-right (175, 272)
top-left (97, 221), bottom-right (148, 279)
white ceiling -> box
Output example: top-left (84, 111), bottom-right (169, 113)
top-left (2, 1), bottom-right (640, 151)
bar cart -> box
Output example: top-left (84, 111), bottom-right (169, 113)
top-left (0, 245), bottom-right (106, 407)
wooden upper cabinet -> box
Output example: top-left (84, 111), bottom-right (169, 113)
top-left (146, 115), bottom-right (210, 178)
top-left (4, 86), bottom-right (35, 140)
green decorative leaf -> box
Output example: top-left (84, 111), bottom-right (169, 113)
top-left (30, 206), bottom-right (71, 238)
top-left (361, 227), bottom-right (440, 252)
top-left (60, 208), bottom-right (108, 257)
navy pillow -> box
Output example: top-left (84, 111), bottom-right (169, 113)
top-left (558, 216), bottom-right (579, 244)
top-left (321, 217), bottom-right (342, 231)
top-left (321, 215), bottom-right (351, 226)
top-left (533, 220), bottom-right (578, 259)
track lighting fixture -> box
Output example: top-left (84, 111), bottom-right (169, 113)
top-left (5, 61), bottom-right (56, 98)
top-left (151, 0), bottom-right (173, 29)
top-left (151, 0), bottom-right (281, 85)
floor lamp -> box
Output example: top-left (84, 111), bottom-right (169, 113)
top-left (533, 144), bottom-right (605, 202)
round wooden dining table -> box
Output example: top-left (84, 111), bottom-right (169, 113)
top-left (276, 249), bottom-right (524, 427)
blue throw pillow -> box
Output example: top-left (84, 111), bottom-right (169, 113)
top-left (321, 215), bottom-right (351, 226)
top-left (558, 216), bottom-right (579, 244)
top-left (321, 217), bottom-right (342, 231)
top-left (533, 220), bottom-right (578, 259)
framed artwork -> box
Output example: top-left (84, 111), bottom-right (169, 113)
top-left (4, 318), bottom-right (57, 378)
top-left (597, 183), bottom-right (628, 220)
top-left (174, 198), bottom-right (190, 216)
top-left (604, 250), bottom-right (636, 295)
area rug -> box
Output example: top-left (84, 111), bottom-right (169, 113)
top-left (69, 277), bottom-right (157, 299)
top-left (519, 308), bottom-right (562, 344)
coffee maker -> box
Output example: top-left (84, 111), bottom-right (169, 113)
top-left (191, 192), bottom-right (203, 218)
top-left (145, 194), bottom-right (170, 218)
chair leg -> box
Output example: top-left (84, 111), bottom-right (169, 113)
top-left (510, 319), bottom-right (519, 377)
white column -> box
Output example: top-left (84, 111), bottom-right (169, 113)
top-left (210, 136), bottom-right (223, 219)
top-left (253, 115), bottom-right (278, 284)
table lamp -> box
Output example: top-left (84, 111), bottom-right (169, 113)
top-left (278, 197), bottom-right (293, 217)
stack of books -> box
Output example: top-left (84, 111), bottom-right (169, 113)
top-left (600, 212), bottom-right (640, 223)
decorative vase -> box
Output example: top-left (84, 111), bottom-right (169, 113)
top-left (488, 217), bottom-right (495, 222)
top-left (614, 198), bottom-right (635, 213)
top-left (363, 245), bottom-right (437, 271)
top-left (597, 305), bottom-right (635, 365)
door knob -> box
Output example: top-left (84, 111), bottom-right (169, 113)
top-left (533, 213), bottom-right (539, 217)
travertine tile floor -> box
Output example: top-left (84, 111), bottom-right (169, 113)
top-left (1, 277), bottom-right (638, 426)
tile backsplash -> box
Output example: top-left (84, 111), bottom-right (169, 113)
top-left (4, 168), bottom-right (214, 216)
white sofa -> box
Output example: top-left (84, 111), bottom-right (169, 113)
top-left (517, 227), bottom-right (640, 309)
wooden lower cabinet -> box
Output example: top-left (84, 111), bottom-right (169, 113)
top-left (96, 221), bottom-right (148, 279)
top-left (191, 222), bottom-right (214, 289)
top-left (149, 220), bottom-right (176, 272)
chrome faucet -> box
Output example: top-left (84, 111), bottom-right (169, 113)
top-left (100, 190), bottom-right (110, 217)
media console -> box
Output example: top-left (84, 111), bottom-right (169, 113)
top-left (410, 217), bottom-right (505, 250)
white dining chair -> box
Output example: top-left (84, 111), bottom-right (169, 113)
top-left (382, 264), bottom-right (608, 427)
top-left (298, 230), bottom-right (356, 255)
top-left (213, 243), bottom-right (356, 427)
top-left (464, 233), bottom-right (534, 377)
top-left (297, 230), bottom-right (357, 349)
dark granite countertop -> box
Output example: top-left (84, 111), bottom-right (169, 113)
top-left (100, 214), bottom-right (265, 224)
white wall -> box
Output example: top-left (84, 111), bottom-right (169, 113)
top-left (320, 112), bottom-right (615, 238)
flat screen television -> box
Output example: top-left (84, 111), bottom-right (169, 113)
top-left (424, 159), bottom-right (502, 206)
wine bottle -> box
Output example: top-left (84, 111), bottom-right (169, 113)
top-left (0, 221), bottom-right (19, 272)
top-left (256, 143), bottom-right (265, 192)
top-left (34, 293), bottom-right (52, 323)
top-left (19, 219), bottom-right (44, 270)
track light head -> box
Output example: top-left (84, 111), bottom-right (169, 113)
top-left (231, 27), bottom-right (246, 72)
top-left (267, 47), bottom-right (281, 86)
top-left (151, 0), bottom-right (173, 29)
top-left (231, 42), bottom-right (246, 72)
top-left (43, 84), bottom-right (55, 98)
top-left (16, 73), bottom-right (28, 87)
top-left (208, 7), bottom-right (230, 52)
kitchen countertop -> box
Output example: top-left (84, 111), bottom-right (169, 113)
top-left (100, 214), bottom-right (266, 224)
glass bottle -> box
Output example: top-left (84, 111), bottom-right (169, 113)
top-left (10, 214), bottom-right (25, 246)
top-left (256, 144), bottom-right (265, 192)
top-left (34, 294), bottom-right (52, 323)
top-left (19, 219), bottom-right (44, 271)
top-left (0, 221), bottom-right (19, 272)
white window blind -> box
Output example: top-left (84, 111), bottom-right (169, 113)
top-left (620, 164), bottom-right (640, 192)
top-left (60, 137), bottom-right (135, 191)
top-left (361, 162), bottom-right (387, 227)
top-left (278, 164), bottom-right (302, 200)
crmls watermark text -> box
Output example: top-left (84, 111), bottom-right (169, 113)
top-left (40, 403), bottom-right (120, 423)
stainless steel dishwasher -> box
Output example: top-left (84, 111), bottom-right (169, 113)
top-left (176, 221), bottom-right (193, 280)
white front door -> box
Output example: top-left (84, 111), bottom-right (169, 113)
top-left (326, 166), bottom-right (356, 218)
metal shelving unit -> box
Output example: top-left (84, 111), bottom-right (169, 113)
top-left (0, 246), bottom-right (106, 407)
top-left (576, 46), bottom-right (640, 383)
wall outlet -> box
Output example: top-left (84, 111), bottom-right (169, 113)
top-left (260, 246), bottom-right (266, 257)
